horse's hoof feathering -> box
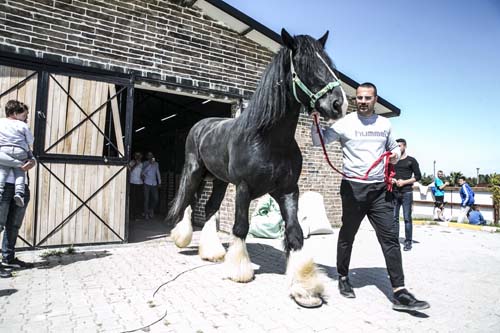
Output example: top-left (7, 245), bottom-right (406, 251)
top-left (199, 213), bottom-right (226, 262)
top-left (170, 206), bottom-right (193, 248)
top-left (287, 250), bottom-right (327, 308)
top-left (224, 237), bottom-right (254, 283)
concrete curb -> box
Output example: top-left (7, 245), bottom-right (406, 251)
top-left (413, 220), bottom-right (499, 233)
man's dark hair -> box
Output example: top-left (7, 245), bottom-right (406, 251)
top-left (5, 100), bottom-right (28, 117)
top-left (459, 176), bottom-right (466, 181)
top-left (358, 82), bottom-right (377, 96)
top-left (396, 138), bottom-right (407, 145)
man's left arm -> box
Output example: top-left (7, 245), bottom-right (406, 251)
top-left (20, 156), bottom-right (36, 172)
top-left (461, 185), bottom-right (468, 207)
top-left (399, 158), bottom-right (422, 187)
top-left (156, 164), bottom-right (161, 186)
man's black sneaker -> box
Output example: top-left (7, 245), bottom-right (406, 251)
top-left (392, 289), bottom-right (430, 311)
top-left (338, 276), bottom-right (356, 298)
top-left (2, 257), bottom-right (34, 269)
top-left (0, 266), bottom-right (12, 278)
top-left (403, 241), bottom-right (412, 251)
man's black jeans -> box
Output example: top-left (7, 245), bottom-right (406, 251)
top-left (0, 183), bottom-right (30, 261)
top-left (393, 191), bottom-right (414, 243)
top-left (337, 180), bottom-right (405, 288)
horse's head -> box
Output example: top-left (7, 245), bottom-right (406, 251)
top-left (282, 28), bottom-right (348, 120)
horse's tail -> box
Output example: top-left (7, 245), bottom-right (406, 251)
top-left (165, 168), bottom-right (189, 225)
top-left (165, 128), bottom-right (205, 225)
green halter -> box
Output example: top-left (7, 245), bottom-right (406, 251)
top-left (290, 51), bottom-right (342, 109)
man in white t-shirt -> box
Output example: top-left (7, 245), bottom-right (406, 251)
top-left (311, 82), bottom-right (429, 311)
top-left (0, 158), bottom-right (35, 278)
top-left (128, 152), bottom-right (143, 220)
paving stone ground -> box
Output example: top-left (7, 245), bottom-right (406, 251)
top-left (1, 221), bottom-right (500, 332)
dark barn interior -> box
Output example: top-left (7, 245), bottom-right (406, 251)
top-left (131, 88), bottom-right (232, 221)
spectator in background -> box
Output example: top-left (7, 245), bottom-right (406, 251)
top-left (392, 138), bottom-right (421, 251)
top-left (458, 176), bottom-right (475, 223)
top-left (142, 152), bottom-right (161, 220)
top-left (433, 170), bottom-right (449, 204)
top-left (468, 205), bottom-right (486, 225)
top-left (128, 152), bottom-right (143, 221)
top-left (433, 201), bottom-right (451, 222)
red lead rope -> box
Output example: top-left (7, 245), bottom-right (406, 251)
top-left (313, 114), bottom-right (396, 192)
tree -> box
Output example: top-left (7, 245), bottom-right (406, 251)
top-left (419, 173), bottom-right (434, 186)
top-left (467, 177), bottom-right (477, 187)
top-left (448, 171), bottom-right (464, 187)
top-left (488, 173), bottom-right (500, 225)
top-left (481, 174), bottom-right (491, 185)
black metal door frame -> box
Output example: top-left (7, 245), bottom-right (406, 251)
top-left (0, 52), bottom-right (135, 248)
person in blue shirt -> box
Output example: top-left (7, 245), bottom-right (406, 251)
top-left (433, 170), bottom-right (449, 204)
top-left (468, 205), bottom-right (486, 225)
top-left (457, 176), bottom-right (475, 223)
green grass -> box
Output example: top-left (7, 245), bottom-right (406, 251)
top-left (40, 245), bottom-right (76, 258)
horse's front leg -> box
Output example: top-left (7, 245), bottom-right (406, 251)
top-left (224, 181), bottom-right (254, 283)
top-left (271, 187), bottom-right (327, 308)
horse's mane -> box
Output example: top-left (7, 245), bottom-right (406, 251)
top-left (237, 35), bottom-right (336, 132)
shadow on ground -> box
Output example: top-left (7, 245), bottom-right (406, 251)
top-left (128, 217), bottom-right (204, 243)
top-left (35, 250), bottom-right (112, 270)
top-left (248, 243), bottom-right (287, 275)
top-left (128, 217), bottom-right (170, 243)
top-left (0, 288), bottom-right (17, 297)
top-left (398, 237), bottom-right (420, 245)
top-left (318, 263), bottom-right (429, 318)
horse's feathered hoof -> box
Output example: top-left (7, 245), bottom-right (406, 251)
top-left (170, 206), bottom-right (193, 248)
top-left (292, 295), bottom-right (324, 309)
top-left (287, 250), bottom-right (328, 309)
top-left (224, 237), bottom-right (254, 283)
top-left (199, 213), bottom-right (226, 262)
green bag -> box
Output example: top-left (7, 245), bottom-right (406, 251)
top-left (249, 196), bottom-right (284, 239)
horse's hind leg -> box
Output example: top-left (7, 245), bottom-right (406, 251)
top-left (224, 181), bottom-right (254, 282)
top-left (169, 153), bottom-right (205, 248)
top-left (199, 179), bottom-right (228, 262)
top-left (271, 187), bottom-right (327, 308)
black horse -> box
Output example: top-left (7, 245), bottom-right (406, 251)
top-left (169, 28), bottom-right (347, 307)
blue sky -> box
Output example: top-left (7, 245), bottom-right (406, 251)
top-left (224, 0), bottom-right (500, 177)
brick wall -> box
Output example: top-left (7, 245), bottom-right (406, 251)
top-left (0, 0), bottom-right (347, 231)
top-left (0, 0), bottom-right (273, 97)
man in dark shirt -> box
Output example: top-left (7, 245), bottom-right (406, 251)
top-left (392, 138), bottom-right (421, 251)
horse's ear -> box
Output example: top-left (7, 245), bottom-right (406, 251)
top-left (281, 28), bottom-right (296, 51)
top-left (318, 30), bottom-right (329, 48)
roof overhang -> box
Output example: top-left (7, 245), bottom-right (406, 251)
top-left (194, 0), bottom-right (400, 117)
top-left (194, 0), bottom-right (281, 52)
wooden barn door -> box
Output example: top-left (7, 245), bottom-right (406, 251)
top-left (0, 64), bottom-right (39, 247)
top-left (35, 73), bottom-right (130, 246)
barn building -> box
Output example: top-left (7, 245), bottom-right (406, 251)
top-left (0, 0), bottom-right (400, 247)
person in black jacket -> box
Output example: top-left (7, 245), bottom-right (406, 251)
top-left (392, 138), bottom-right (421, 251)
